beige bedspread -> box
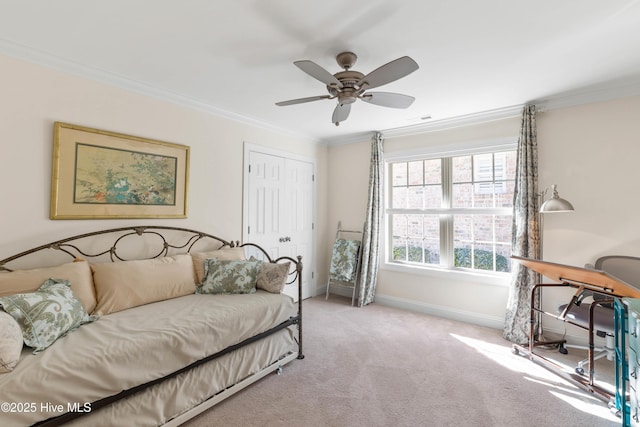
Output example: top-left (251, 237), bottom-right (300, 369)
top-left (0, 291), bottom-right (296, 426)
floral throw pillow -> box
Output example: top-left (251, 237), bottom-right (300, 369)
top-left (196, 259), bottom-right (260, 295)
top-left (249, 257), bottom-right (291, 294)
top-left (0, 279), bottom-right (96, 353)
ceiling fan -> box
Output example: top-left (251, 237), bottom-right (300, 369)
top-left (275, 52), bottom-right (419, 126)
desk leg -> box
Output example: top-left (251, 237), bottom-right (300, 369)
top-left (512, 284), bottom-right (614, 404)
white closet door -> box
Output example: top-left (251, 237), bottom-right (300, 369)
top-left (245, 149), bottom-right (314, 300)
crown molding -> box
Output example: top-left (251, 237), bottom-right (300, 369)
top-left (535, 75), bottom-right (640, 112)
top-left (317, 106), bottom-right (523, 146)
top-left (322, 131), bottom-right (376, 146)
top-left (324, 76), bottom-right (640, 145)
top-left (381, 105), bottom-right (524, 139)
top-left (0, 39), bottom-right (321, 144)
top-left (4, 38), bottom-right (640, 147)
top-left (318, 106), bottom-right (523, 146)
top-left (226, 70), bottom-right (638, 145)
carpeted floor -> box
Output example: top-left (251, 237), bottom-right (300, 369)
top-left (181, 296), bottom-right (620, 427)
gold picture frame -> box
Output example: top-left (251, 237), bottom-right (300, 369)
top-left (50, 122), bottom-right (189, 219)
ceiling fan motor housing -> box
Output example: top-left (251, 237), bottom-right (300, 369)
top-left (327, 70), bottom-right (365, 104)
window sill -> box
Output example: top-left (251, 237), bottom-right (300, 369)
top-left (380, 261), bottom-right (511, 287)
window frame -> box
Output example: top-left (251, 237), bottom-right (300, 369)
top-left (382, 138), bottom-right (517, 279)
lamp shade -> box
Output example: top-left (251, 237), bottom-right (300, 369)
top-left (540, 184), bottom-right (574, 213)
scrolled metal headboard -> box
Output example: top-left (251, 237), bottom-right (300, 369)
top-left (0, 226), bottom-right (297, 276)
top-left (0, 226), bottom-right (230, 271)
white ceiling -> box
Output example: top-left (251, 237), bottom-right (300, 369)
top-left (2, 0), bottom-right (640, 144)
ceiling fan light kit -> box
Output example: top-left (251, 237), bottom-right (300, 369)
top-left (276, 52), bottom-right (419, 126)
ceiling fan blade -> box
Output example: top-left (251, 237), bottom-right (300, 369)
top-left (332, 103), bottom-right (351, 125)
top-left (356, 56), bottom-right (419, 90)
top-left (294, 60), bottom-right (343, 88)
top-left (275, 95), bottom-right (331, 106)
top-left (361, 92), bottom-right (415, 109)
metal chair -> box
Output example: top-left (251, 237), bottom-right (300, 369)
top-left (558, 256), bottom-right (640, 375)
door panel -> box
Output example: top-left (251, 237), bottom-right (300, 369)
top-left (245, 150), bottom-right (314, 300)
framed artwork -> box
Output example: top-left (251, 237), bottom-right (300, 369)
top-left (50, 122), bottom-right (189, 219)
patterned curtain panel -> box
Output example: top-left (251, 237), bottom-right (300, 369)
top-left (356, 132), bottom-right (384, 307)
top-left (503, 105), bottom-right (540, 344)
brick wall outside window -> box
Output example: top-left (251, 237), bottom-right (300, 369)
top-left (388, 150), bottom-right (516, 273)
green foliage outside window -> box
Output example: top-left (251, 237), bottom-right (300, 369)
top-left (393, 245), bottom-right (509, 272)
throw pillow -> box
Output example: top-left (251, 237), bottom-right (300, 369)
top-left (255, 260), bottom-right (291, 294)
top-left (0, 260), bottom-right (97, 313)
top-left (0, 311), bottom-right (23, 373)
top-left (91, 254), bottom-right (196, 316)
top-left (196, 259), bottom-right (260, 295)
top-left (0, 279), bottom-right (95, 353)
top-left (191, 247), bottom-right (246, 284)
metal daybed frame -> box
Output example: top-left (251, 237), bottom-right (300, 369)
top-left (0, 225), bottom-right (304, 427)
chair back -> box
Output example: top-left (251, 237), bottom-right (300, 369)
top-left (595, 256), bottom-right (640, 290)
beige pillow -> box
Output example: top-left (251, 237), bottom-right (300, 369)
top-left (91, 254), bottom-right (196, 316)
top-left (256, 261), bottom-right (291, 294)
top-left (0, 260), bottom-right (97, 313)
top-left (191, 247), bottom-right (246, 283)
top-left (0, 310), bottom-right (23, 373)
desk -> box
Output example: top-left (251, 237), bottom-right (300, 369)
top-left (511, 256), bottom-right (640, 403)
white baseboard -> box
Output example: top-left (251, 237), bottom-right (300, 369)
top-left (320, 287), bottom-right (601, 348)
top-left (322, 286), bottom-right (505, 330)
top-left (373, 293), bottom-right (506, 330)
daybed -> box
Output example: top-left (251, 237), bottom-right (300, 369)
top-left (0, 226), bottom-right (304, 426)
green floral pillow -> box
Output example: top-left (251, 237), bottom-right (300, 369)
top-left (196, 259), bottom-right (260, 295)
top-left (0, 279), bottom-right (96, 353)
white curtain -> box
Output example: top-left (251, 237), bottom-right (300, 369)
top-left (503, 105), bottom-right (540, 343)
top-left (356, 132), bottom-right (384, 307)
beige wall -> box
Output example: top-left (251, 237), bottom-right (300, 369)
top-left (4, 50), bottom-right (640, 337)
top-left (327, 96), bottom-right (640, 334)
top-left (538, 96), bottom-right (640, 263)
top-left (0, 54), bottom-right (328, 280)
top-left (326, 139), bottom-right (371, 239)
top-left (537, 96), bottom-right (640, 336)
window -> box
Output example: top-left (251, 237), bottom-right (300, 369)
top-left (386, 148), bottom-right (517, 273)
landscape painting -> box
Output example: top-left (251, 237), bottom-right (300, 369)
top-left (50, 122), bottom-right (189, 219)
top-left (74, 144), bottom-right (177, 206)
